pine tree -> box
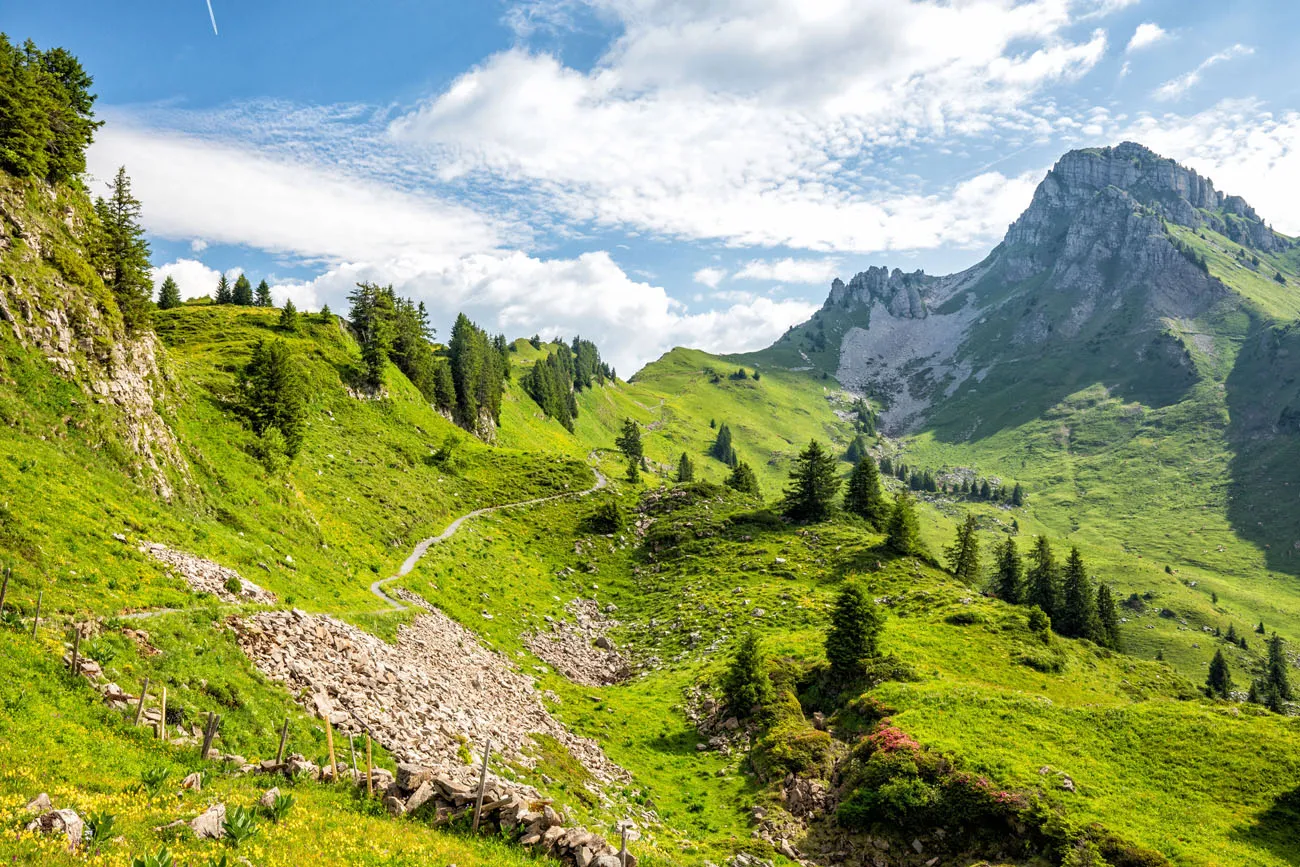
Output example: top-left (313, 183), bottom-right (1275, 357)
top-left (1096, 583), bottom-right (1122, 650)
top-left (1058, 547), bottom-right (1100, 641)
top-left (1257, 621), bottom-right (1266, 635)
top-left (945, 513), bottom-right (981, 583)
top-left (319, 303), bottom-right (331, 322)
top-left (214, 274), bottom-right (233, 304)
top-left (239, 338), bottom-right (307, 458)
top-left (232, 273), bottom-right (254, 305)
top-left (255, 279), bottom-right (273, 307)
top-left (432, 361), bottom-right (456, 412)
top-left (94, 166), bottom-right (153, 331)
top-left (1226, 624), bottom-right (1239, 644)
top-left (721, 632), bottom-right (772, 718)
top-left (1265, 633), bottom-right (1293, 702)
top-left (880, 456), bottom-right (893, 476)
top-left (844, 455), bottom-right (888, 529)
top-left (676, 452), bottom-right (695, 483)
top-left (1025, 536), bottom-right (1059, 623)
top-left (727, 461), bottom-right (761, 496)
top-left (845, 434), bottom-right (868, 464)
top-left (278, 299), bottom-right (298, 332)
top-left (156, 275), bottom-right (181, 310)
top-left (993, 537), bottom-right (1023, 603)
top-left (710, 423), bottom-right (738, 466)
top-left (1011, 483), bottom-right (1025, 506)
top-left (615, 418), bottom-right (643, 482)
top-left (825, 584), bottom-right (883, 680)
top-left (780, 439), bottom-right (840, 522)
top-left (885, 491), bottom-right (922, 556)
top-left (1206, 649), bottom-right (1233, 699)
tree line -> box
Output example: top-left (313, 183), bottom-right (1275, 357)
top-left (0, 34), bottom-right (100, 186)
top-left (523, 337), bottom-right (614, 432)
top-left (880, 456), bottom-right (1025, 505)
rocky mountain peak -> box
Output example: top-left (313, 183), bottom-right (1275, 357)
top-left (1008, 141), bottom-right (1283, 252)
top-left (824, 265), bottom-right (933, 318)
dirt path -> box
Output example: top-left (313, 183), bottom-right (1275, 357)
top-left (369, 459), bottom-right (608, 611)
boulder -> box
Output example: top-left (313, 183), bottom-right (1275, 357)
top-left (259, 787), bottom-right (281, 809)
top-left (24, 793), bottom-right (53, 814)
top-left (396, 762), bottom-right (432, 793)
top-left (25, 809), bottom-right (83, 849)
top-left (191, 803), bottom-right (226, 840)
top-left (405, 780), bottom-right (438, 813)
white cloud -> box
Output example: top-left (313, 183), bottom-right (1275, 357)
top-left (1126, 23), bottom-right (1168, 53)
top-left (390, 0), bottom-right (1110, 253)
top-left (277, 250), bottom-right (816, 374)
top-left (693, 266), bottom-right (728, 288)
top-left (152, 258), bottom-right (224, 301)
top-left (734, 258), bottom-right (841, 285)
top-left (1154, 44), bottom-right (1253, 102)
top-left (88, 119), bottom-right (506, 263)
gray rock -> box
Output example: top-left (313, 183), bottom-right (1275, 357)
top-left (190, 803), bottom-right (226, 840)
top-left (26, 809), bottom-right (83, 849)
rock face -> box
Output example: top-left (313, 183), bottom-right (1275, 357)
top-left (232, 603), bottom-right (626, 787)
top-left (805, 142), bottom-right (1291, 433)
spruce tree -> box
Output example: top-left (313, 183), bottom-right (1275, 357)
top-left (1059, 547), bottom-right (1100, 641)
top-left (945, 513), bottom-right (981, 583)
top-left (1257, 621), bottom-right (1266, 635)
top-left (676, 452), bottom-right (695, 483)
top-left (214, 273), bottom-right (233, 304)
top-left (1266, 633), bottom-right (1293, 702)
top-left (232, 273), bottom-right (254, 305)
top-left (240, 338), bottom-right (307, 458)
top-left (615, 418), bottom-right (643, 482)
top-left (1226, 624), bottom-right (1238, 644)
top-left (885, 491), bottom-right (922, 556)
top-left (727, 461), bottom-right (761, 496)
top-left (710, 423), bottom-right (738, 466)
top-left (994, 537), bottom-right (1023, 604)
top-left (844, 455), bottom-right (888, 529)
top-left (278, 299), bottom-right (298, 332)
top-left (1206, 649), bottom-right (1233, 699)
top-left (1025, 536), bottom-right (1059, 623)
top-left (721, 632), bottom-right (772, 718)
top-left (157, 275), bottom-right (181, 310)
top-left (432, 361), bottom-right (456, 412)
top-left (1011, 483), bottom-right (1025, 506)
top-left (94, 166), bottom-right (153, 331)
top-left (319, 303), bottom-right (331, 322)
top-left (825, 583), bottom-right (882, 680)
top-left (780, 439), bottom-right (840, 522)
top-left (845, 434), bottom-right (868, 464)
top-left (255, 279), bottom-right (273, 307)
top-left (1096, 583), bottom-right (1122, 650)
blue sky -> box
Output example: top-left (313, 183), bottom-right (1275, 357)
top-left (8, 0), bottom-right (1300, 373)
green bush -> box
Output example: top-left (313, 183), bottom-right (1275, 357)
top-left (946, 609), bottom-right (983, 626)
top-left (585, 499), bottom-right (624, 534)
top-left (223, 575), bottom-right (242, 596)
top-left (752, 690), bottom-right (831, 779)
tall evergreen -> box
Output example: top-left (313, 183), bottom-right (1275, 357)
top-left (348, 282), bottom-right (394, 388)
top-left (1096, 583), bottom-right (1122, 650)
top-left (240, 338), bottom-right (307, 458)
top-left (825, 584), bottom-right (883, 680)
top-left (214, 274), bottom-right (233, 305)
top-left (232, 273), bottom-right (254, 306)
top-left (844, 455), bottom-right (888, 529)
top-left (1206, 649), bottom-right (1233, 699)
top-left (0, 37), bottom-right (102, 184)
top-left (93, 166), bottom-right (152, 331)
top-left (844, 434), bottom-right (868, 464)
top-left (1025, 536), bottom-right (1059, 623)
top-left (278, 299), bottom-right (299, 332)
top-left (676, 453), bottom-right (695, 483)
top-left (994, 537), bottom-right (1023, 604)
top-left (710, 423), bottom-right (738, 466)
top-left (254, 279), bottom-right (273, 307)
top-left (156, 275), bottom-right (181, 310)
top-left (721, 632), bottom-right (772, 718)
top-left (1010, 483), bottom-right (1025, 506)
top-left (1058, 547), bottom-right (1099, 641)
top-left (432, 361), bottom-right (456, 412)
top-left (726, 461), bottom-right (761, 496)
top-left (945, 514), bottom-right (981, 583)
top-left (780, 439), bottom-right (840, 522)
top-left (885, 491), bottom-right (922, 556)
top-left (1265, 633), bottom-right (1293, 703)
top-left (615, 418), bottom-right (643, 482)
top-left (446, 312), bottom-right (505, 431)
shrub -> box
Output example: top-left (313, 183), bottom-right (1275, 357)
top-left (223, 575), bottom-right (242, 596)
top-left (1027, 606), bottom-right (1051, 633)
top-left (752, 690), bottom-right (831, 779)
top-left (585, 500), bottom-right (624, 534)
top-left (222, 805), bottom-right (259, 846)
top-left (946, 609), bottom-right (983, 626)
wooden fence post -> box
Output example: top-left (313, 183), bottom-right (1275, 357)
top-left (324, 715), bottom-right (337, 781)
top-left (133, 677), bottom-right (150, 726)
top-left (471, 740), bottom-right (491, 833)
top-left (200, 712), bottom-right (220, 760)
top-left (68, 624), bottom-right (81, 676)
top-left (349, 734), bottom-right (358, 780)
top-left (275, 716), bottom-right (290, 764)
top-left (620, 826), bottom-right (629, 866)
top-left (365, 734), bottom-right (373, 797)
top-left (31, 589), bottom-right (42, 637)
top-left (159, 686), bottom-right (167, 742)
top-left (0, 564), bottom-right (10, 618)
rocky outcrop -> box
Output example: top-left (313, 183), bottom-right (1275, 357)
top-left (526, 598), bottom-right (631, 686)
top-left (232, 605), bottom-right (627, 786)
top-left (825, 267), bottom-right (934, 319)
top-left (139, 542), bottom-right (277, 604)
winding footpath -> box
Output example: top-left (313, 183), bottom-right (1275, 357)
top-left (369, 460), bottom-right (608, 611)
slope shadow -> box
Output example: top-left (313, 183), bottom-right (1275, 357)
top-left (1231, 785), bottom-right (1300, 863)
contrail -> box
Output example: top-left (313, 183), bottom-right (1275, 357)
top-left (205, 0), bottom-right (219, 35)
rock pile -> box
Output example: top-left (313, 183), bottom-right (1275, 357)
top-left (140, 542), bottom-right (277, 604)
top-left (232, 605), bottom-right (626, 784)
top-left (527, 598), bottom-right (631, 686)
top-left (24, 793), bottom-right (82, 851)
